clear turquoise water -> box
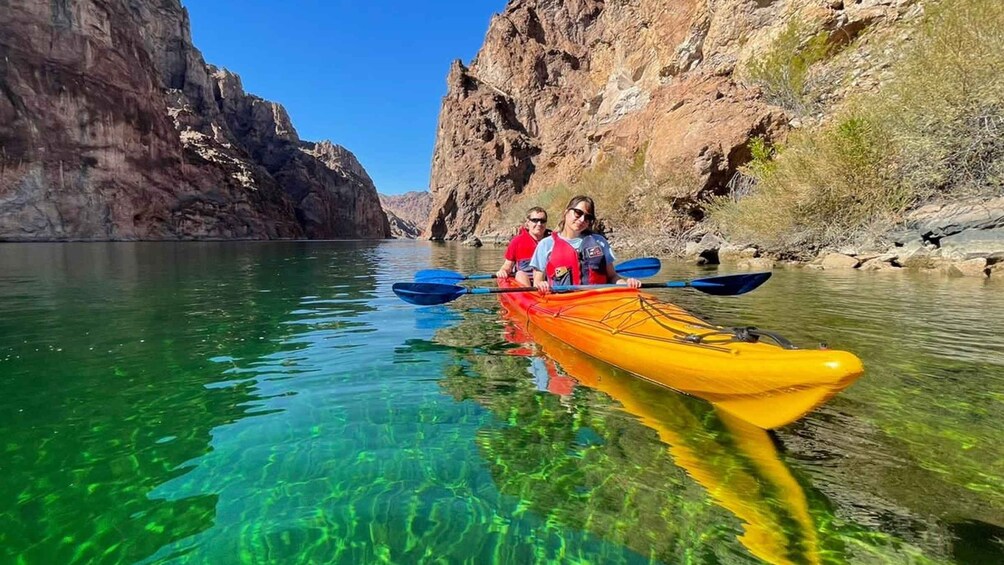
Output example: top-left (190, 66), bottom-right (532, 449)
top-left (0, 241), bottom-right (1001, 564)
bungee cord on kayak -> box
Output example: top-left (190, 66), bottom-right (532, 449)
top-left (524, 291), bottom-right (798, 352)
top-left (681, 327), bottom-right (798, 350)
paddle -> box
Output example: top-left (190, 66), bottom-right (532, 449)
top-left (414, 269), bottom-right (494, 283)
top-left (414, 257), bottom-right (662, 284)
top-left (393, 272), bottom-right (772, 306)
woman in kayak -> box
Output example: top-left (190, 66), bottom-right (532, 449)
top-left (529, 195), bottom-right (641, 295)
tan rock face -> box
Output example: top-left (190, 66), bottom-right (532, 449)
top-left (384, 209), bottom-right (420, 239)
top-left (0, 0), bottom-right (388, 240)
top-left (426, 0), bottom-right (911, 240)
top-left (426, 60), bottom-right (539, 240)
top-left (380, 191), bottom-right (432, 238)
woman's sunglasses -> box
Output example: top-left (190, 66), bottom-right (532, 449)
top-left (568, 208), bottom-right (595, 222)
top-left (527, 217), bottom-right (548, 224)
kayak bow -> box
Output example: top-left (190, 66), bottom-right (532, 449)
top-left (497, 279), bottom-right (863, 428)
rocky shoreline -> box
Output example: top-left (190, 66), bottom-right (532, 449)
top-left (469, 196), bottom-right (1004, 279)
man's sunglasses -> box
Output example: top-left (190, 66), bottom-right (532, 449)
top-left (568, 208), bottom-right (595, 222)
top-left (527, 217), bottom-right (547, 224)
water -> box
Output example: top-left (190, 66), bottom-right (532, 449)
top-left (0, 241), bottom-right (1000, 564)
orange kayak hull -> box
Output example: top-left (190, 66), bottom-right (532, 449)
top-left (498, 281), bottom-right (864, 428)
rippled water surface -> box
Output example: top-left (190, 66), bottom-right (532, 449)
top-left (1, 241), bottom-right (1001, 564)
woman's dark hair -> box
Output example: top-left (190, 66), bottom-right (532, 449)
top-left (558, 195), bottom-right (595, 233)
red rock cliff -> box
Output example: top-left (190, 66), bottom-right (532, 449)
top-left (0, 0), bottom-right (390, 240)
top-left (426, 0), bottom-right (919, 240)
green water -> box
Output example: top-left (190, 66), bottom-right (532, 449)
top-left (0, 242), bottom-right (1000, 564)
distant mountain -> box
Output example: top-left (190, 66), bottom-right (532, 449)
top-left (379, 191), bottom-right (432, 239)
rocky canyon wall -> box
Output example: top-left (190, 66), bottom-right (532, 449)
top-left (0, 0), bottom-right (389, 240)
top-left (426, 0), bottom-right (921, 240)
top-left (380, 191), bottom-right (432, 238)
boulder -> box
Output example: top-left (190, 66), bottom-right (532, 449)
top-left (921, 257), bottom-right (988, 277)
top-left (684, 233), bottom-right (724, 265)
top-left (718, 244), bottom-right (758, 263)
top-left (907, 197), bottom-right (1004, 239)
top-left (737, 257), bottom-right (776, 271)
top-left (859, 257), bottom-right (900, 271)
top-left (897, 244), bottom-right (938, 270)
top-left (955, 258), bottom-right (989, 278)
top-left (896, 197), bottom-right (1004, 260)
top-left (940, 229), bottom-right (1004, 259)
top-left (820, 253), bottom-right (860, 269)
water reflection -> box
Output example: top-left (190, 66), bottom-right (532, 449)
top-left (3, 241), bottom-right (1002, 563)
top-left (432, 298), bottom-right (1002, 563)
top-left (702, 269), bottom-right (1004, 549)
top-left (523, 330), bottom-right (823, 565)
top-left (0, 242), bottom-right (382, 563)
top-left (434, 306), bottom-right (827, 563)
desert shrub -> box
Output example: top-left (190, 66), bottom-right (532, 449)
top-left (874, 0), bottom-right (1004, 197)
top-left (499, 152), bottom-right (647, 232)
top-left (708, 119), bottom-right (906, 255)
top-left (501, 145), bottom-right (707, 241)
top-left (621, 165), bottom-right (705, 246)
top-left (745, 19), bottom-right (832, 115)
top-left (711, 0), bottom-right (1004, 256)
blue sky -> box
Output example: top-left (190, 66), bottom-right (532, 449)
top-left (185, 1), bottom-right (505, 195)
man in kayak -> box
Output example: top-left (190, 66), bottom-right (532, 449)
top-left (496, 206), bottom-right (550, 286)
top-left (529, 195), bottom-right (641, 294)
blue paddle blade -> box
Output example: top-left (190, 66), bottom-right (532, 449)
top-left (689, 272), bottom-right (772, 296)
top-left (418, 278), bottom-right (463, 285)
top-left (392, 282), bottom-right (468, 306)
top-left (414, 269), bottom-right (464, 283)
top-left (414, 269), bottom-right (497, 283)
top-left (615, 257), bottom-right (661, 278)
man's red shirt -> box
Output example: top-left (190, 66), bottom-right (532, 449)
top-left (504, 227), bottom-right (547, 274)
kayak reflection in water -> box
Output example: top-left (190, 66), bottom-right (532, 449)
top-left (514, 325), bottom-right (823, 565)
top-left (530, 195), bottom-right (641, 294)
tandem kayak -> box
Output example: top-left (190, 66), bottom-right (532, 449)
top-left (497, 279), bottom-right (864, 429)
